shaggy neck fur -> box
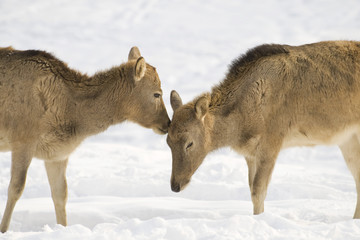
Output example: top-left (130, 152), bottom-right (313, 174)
top-left (205, 44), bottom-right (290, 151)
top-left (205, 106), bottom-right (237, 152)
top-left (64, 65), bottom-right (135, 138)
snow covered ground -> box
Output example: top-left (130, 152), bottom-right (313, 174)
top-left (1, 0), bottom-right (360, 239)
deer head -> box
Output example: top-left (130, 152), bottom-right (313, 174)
top-left (125, 47), bottom-right (170, 134)
top-left (167, 90), bottom-right (211, 192)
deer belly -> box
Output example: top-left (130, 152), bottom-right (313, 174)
top-left (282, 125), bottom-right (360, 148)
top-left (0, 135), bottom-right (11, 151)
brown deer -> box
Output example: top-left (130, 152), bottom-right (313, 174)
top-left (0, 46), bottom-right (170, 232)
top-left (167, 41), bottom-right (360, 219)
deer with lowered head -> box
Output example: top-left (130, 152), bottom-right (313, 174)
top-left (168, 40), bottom-right (360, 219)
top-left (0, 46), bottom-right (170, 232)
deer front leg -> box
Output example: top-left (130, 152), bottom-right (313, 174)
top-left (250, 146), bottom-right (279, 215)
top-left (245, 157), bottom-right (256, 193)
top-left (0, 145), bottom-right (34, 233)
top-left (45, 159), bottom-right (69, 226)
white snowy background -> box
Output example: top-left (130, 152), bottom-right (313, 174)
top-left (1, 0), bottom-right (360, 239)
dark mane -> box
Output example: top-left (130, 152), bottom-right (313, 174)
top-left (15, 49), bottom-right (58, 60)
top-left (210, 44), bottom-right (290, 111)
top-left (227, 44), bottom-right (289, 78)
top-left (15, 49), bottom-right (128, 90)
top-left (14, 49), bottom-right (89, 85)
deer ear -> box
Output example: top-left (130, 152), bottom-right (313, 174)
top-left (134, 57), bottom-right (146, 81)
top-left (128, 46), bottom-right (141, 61)
top-left (170, 90), bottom-right (183, 111)
top-left (194, 96), bottom-right (209, 120)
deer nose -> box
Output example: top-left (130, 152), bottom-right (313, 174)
top-left (171, 183), bottom-right (181, 192)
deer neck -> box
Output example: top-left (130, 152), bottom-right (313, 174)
top-left (73, 66), bottom-right (132, 136)
top-left (205, 109), bottom-right (235, 152)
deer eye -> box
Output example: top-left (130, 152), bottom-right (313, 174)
top-left (186, 142), bottom-right (193, 150)
top-left (154, 93), bottom-right (161, 98)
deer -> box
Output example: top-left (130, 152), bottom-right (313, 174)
top-left (0, 46), bottom-right (170, 232)
top-left (167, 40), bottom-right (360, 219)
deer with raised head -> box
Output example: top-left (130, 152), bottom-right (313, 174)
top-left (0, 46), bottom-right (170, 232)
top-left (167, 41), bottom-right (360, 218)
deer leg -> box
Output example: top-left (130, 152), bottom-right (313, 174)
top-left (245, 157), bottom-right (256, 193)
top-left (339, 135), bottom-right (360, 219)
top-left (0, 145), bottom-right (33, 233)
top-left (251, 157), bottom-right (277, 215)
top-left (250, 141), bottom-right (280, 215)
top-left (45, 159), bottom-right (68, 226)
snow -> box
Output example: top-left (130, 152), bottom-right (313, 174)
top-left (1, 0), bottom-right (360, 239)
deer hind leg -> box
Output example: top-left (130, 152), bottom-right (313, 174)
top-left (0, 145), bottom-right (34, 233)
top-left (45, 159), bottom-right (68, 226)
top-left (339, 134), bottom-right (360, 219)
